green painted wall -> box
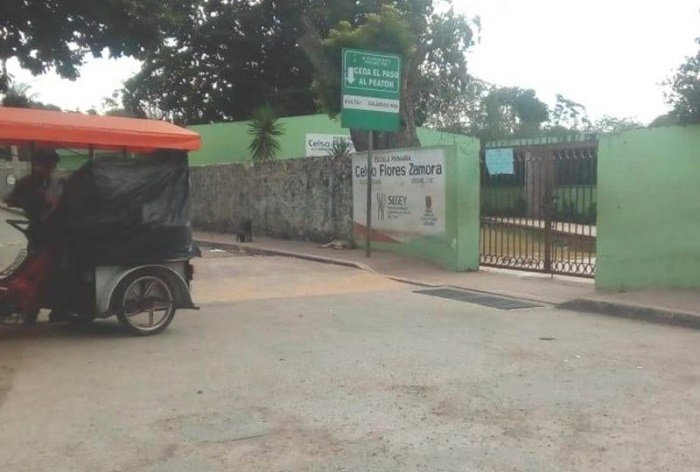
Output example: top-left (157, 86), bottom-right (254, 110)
top-left (46, 114), bottom-right (477, 170)
top-left (188, 114), bottom-right (475, 166)
top-left (188, 114), bottom-right (348, 165)
top-left (597, 125), bottom-right (700, 290)
top-left (363, 142), bottom-right (481, 272)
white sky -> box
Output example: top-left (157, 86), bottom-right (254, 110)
top-left (6, 0), bottom-right (699, 124)
top-left (455, 0), bottom-right (699, 122)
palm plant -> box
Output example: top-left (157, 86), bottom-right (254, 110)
top-left (327, 138), bottom-right (353, 158)
top-left (1, 82), bottom-right (35, 108)
top-left (247, 106), bottom-right (284, 162)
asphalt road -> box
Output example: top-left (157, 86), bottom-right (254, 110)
top-left (0, 213), bottom-right (699, 471)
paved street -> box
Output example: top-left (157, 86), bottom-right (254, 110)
top-left (0, 222), bottom-right (699, 471)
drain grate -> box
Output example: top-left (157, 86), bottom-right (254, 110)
top-left (414, 288), bottom-right (541, 310)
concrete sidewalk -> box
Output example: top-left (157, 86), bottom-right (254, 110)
top-left (193, 230), bottom-right (700, 330)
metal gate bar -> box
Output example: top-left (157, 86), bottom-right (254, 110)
top-left (480, 141), bottom-right (597, 278)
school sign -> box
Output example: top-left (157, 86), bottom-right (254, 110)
top-left (341, 49), bottom-right (401, 132)
top-left (352, 147), bottom-right (446, 243)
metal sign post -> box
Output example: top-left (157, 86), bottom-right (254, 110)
top-left (341, 48), bottom-right (401, 258)
top-left (365, 131), bottom-right (373, 257)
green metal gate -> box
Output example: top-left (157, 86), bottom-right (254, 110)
top-left (480, 137), bottom-right (597, 278)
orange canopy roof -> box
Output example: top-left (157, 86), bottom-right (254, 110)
top-left (0, 107), bottom-right (201, 152)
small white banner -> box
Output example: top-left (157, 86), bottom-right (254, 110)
top-left (305, 134), bottom-right (356, 157)
top-left (342, 95), bottom-right (400, 113)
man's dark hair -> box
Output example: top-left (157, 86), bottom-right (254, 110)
top-left (33, 148), bottom-right (60, 165)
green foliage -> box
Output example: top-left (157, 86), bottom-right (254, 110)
top-left (549, 94), bottom-right (590, 131)
top-left (665, 38), bottom-right (700, 124)
top-left (1, 82), bottom-right (33, 108)
top-left (480, 195), bottom-right (526, 218)
top-left (428, 79), bottom-right (641, 139)
top-left (545, 96), bottom-right (642, 134)
top-left (414, 9), bottom-right (479, 129)
top-left (104, 108), bottom-right (140, 118)
top-left (121, 0), bottom-right (317, 124)
top-left (589, 115), bottom-right (643, 133)
top-left (314, 5), bottom-right (416, 117)
top-left (327, 138), bottom-right (353, 158)
top-left (297, 1), bottom-right (475, 148)
top-left (1, 82), bottom-right (61, 110)
top-left (479, 87), bottom-right (549, 139)
top-left (558, 199), bottom-right (579, 223)
top-left (247, 106), bottom-right (284, 162)
top-left (419, 75), bottom-right (488, 134)
top-left (555, 199), bottom-right (597, 225)
top-left (0, 0), bottom-right (191, 90)
top-left (587, 201), bottom-right (597, 224)
top-left (115, 0), bottom-right (475, 143)
top-left (649, 113), bottom-right (678, 128)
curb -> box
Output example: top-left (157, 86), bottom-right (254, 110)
top-left (559, 298), bottom-right (700, 330)
top-left (193, 239), bottom-right (376, 272)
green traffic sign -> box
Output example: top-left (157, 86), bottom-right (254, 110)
top-left (341, 48), bottom-right (401, 132)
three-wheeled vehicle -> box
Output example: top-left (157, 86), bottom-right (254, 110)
top-left (0, 108), bottom-right (202, 335)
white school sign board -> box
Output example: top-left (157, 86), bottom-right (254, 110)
top-left (352, 147), bottom-right (446, 243)
top-left (305, 134), bottom-right (355, 157)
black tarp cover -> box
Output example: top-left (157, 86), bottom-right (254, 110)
top-left (54, 150), bottom-right (197, 265)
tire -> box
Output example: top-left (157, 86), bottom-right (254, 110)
top-left (114, 271), bottom-right (177, 336)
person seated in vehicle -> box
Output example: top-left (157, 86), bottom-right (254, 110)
top-left (4, 148), bottom-right (62, 253)
top-left (3, 148), bottom-right (71, 323)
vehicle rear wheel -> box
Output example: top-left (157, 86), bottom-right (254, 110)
top-left (115, 273), bottom-right (176, 336)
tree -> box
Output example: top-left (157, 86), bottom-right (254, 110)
top-left (248, 106), bottom-right (284, 162)
top-left (665, 38), bottom-right (700, 124)
top-left (119, 0), bottom-right (476, 145)
top-left (294, 1), bottom-right (476, 150)
top-left (544, 95), bottom-right (643, 134)
top-left (1, 82), bottom-right (33, 108)
top-left (101, 92), bottom-right (142, 118)
top-left (588, 115), bottom-right (643, 133)
top-left (0, 0), bottom-right (192, 91)
top-left (1, 81), bottom-right (61, 110)
top-left (311, 5), bottom-right (416, 150)
top-left (120, 0), bottom-right (318, 124)
top-left (417, 75), bottom-right (489, 134)
top-left (548, 94), bottom-right (591, 132)
top-left (649, 113), bottom-right (677, 128)
top-left (479, 87), bottom-right (549, 139)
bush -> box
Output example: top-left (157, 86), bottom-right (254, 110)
top-left (555, 199), bottom-right (597, 224)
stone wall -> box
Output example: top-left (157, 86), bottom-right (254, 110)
top-left (190, 156), bottom-right (353, 243)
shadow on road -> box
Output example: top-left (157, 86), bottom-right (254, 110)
top-left (0, 320), bottom-right (128, 340)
